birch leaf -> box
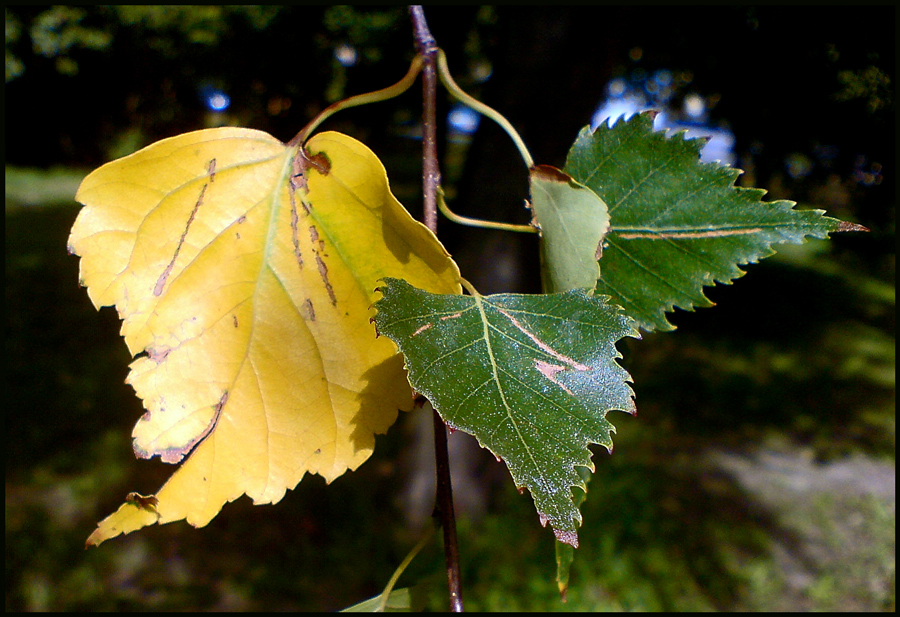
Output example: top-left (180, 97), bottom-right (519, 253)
top-left (69, 128), bottom-right (460, 546)
top-left (529, 165), bottom-right (610, 294)
top-left (564, 112), bottom-right (868, 331)
top-left (372, 278), bottom-right (638, 547)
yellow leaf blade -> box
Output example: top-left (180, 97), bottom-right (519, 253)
top-left (72, 129), bottom-right (460, 546)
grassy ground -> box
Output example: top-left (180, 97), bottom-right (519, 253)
top-left (5, 169), bottom-right (894, 611)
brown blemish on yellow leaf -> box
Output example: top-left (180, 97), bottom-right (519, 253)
top-left (137, 390), bottom-right (227, 464)
top-left (309, 225), bottom-right (337, 306)
top-left (316, 253), bottom-right (337, 306)
top-left (125, 492), bottom-right (159, 513)
top-left (153, 158), bottom-right (217, 297)
top-left (289, 194), bottom-right (305, 270)
top-left (301, 298), bottom-right (316, 321)
top-left (305, 150), bottom-right (331, 176)
top-left (147, 346), bottom-right (171, 364)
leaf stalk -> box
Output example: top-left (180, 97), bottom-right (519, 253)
top-left (288, 55), bottom-right (423, 148)
top-left (436, 49), bottom-right (534, 169)
top-left (437, 186), bottom-right (537, 234)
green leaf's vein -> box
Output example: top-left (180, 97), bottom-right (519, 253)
top-left (579, 123), bottom-right (646, 187)
top-left (607, 239), bottom-right (689, 297)
top-left (613, 225), bottom-right (762, 239)
top-left (471, 294), bottom-right (548, 500)
top-left (609, 148), bottom-right (681, 216)
top-left (447, 377), bottom-right (494, 418)
top-left (487, 302), bottom-right (624, 334)
top-left (414, 335), bottom-right (482, 379)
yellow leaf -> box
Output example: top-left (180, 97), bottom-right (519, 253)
top-left (70, 128), bottom-right (460, 546)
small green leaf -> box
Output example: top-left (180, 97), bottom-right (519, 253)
top-left (555, 465), bottom-right (591, 600)
top-left (373, 278), bottom-right (639, 546)
top-left (564, 112), bottom-right (868, 331)
top-left (529, 165), bottom-right (610, 294)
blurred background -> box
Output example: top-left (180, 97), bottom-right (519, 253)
top-left (5, 6), bottom-right (894, 611)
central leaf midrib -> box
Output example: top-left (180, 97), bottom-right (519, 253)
top-left (473, 294), bottom-right (549, 496)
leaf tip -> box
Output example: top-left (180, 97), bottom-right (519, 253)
top-left (835, 220), bottom-right (870, 233)
top-left (554, 528), bottom-right (579, 549)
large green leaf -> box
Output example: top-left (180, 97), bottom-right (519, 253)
top-left (564, 112), bottom-right (867, 331)
top-left (373, 278), bottom-right (639, 547)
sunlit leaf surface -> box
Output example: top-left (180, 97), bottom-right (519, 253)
top-left (69, 128), bottom-right (460, 546)
top-left (564, 112), bottom-right (867, 331)
top-left (373, 278), bottom-right (638, 546)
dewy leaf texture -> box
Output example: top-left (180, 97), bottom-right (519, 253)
top-left (68, 128), bottom-right (461, 546)
top-left (373, 278), bottom-right (639, 547)
top-left (529, 164), bottom-right (610, 294)
top-left (564, 112), bottom-right (867, 332)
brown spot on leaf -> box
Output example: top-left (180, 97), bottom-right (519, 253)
top-left (290, 148), bottom-right (331, 194)
top-left (301, 298), bottom-right (316, 321)
top-left (497, 307), bottom-right (590, 371)
top-left (147, 346), bottom-right (171, 364)
top-left (316, 254), bottom-right (337, 306)
top-left (138, 390), bottom-right (227, 464)
top-left (126, 492), bottom-right (159, 513)
top-left (530, 164), bottom-right (574, 184)
top-left (154, 166), bottom-right (214, 296)
top-left (305, 150), bottom-right (331, 176)
top-left (309, 225), bottom-right (326, 253)
top-left (289, 193), bottom-right (304, 270)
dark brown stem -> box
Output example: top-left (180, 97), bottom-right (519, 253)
top-left (409, 5), bottom-right (463, 612)
top-left (411, 5), bottom-right (440, 232)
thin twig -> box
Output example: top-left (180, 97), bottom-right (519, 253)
top-left (411, 6), bottom-right (440, 232)
top-left (409, 5), bottom-right (464, 612)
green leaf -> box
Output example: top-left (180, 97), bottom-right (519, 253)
top-left (564, 112), bottom-right (867, 332)
top-left (373, 278), bottom-right (639, 547)
top-left (529, 165), bottom-right (610, 294)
